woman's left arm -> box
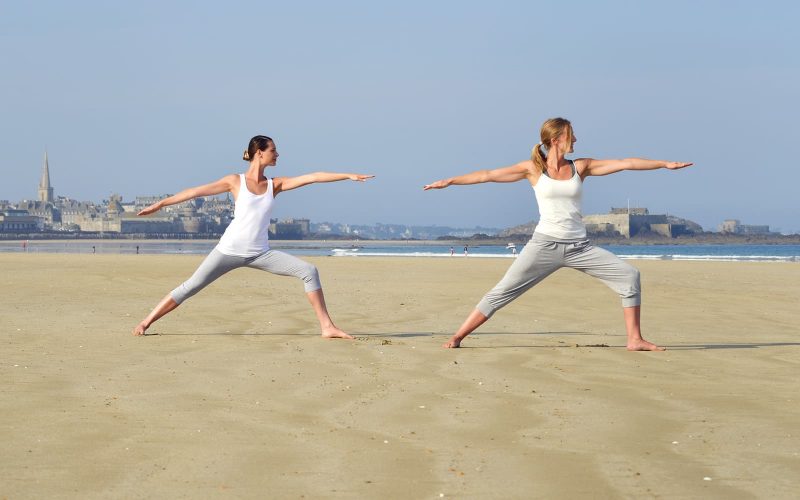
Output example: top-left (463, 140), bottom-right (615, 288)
top-left (274, 172), bottom-right (374, 195)
top-left (579, 158), bottom-right (693, 178)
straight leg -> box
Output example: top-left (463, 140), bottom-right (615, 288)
top-left (445, 238), bottom-right (562, 348)
top-left (133, 249), bottom-right (244, 335)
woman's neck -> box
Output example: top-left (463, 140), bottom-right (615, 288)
top-left (246, 163), bottom-right (266, 180)
top-left (546, 150), bottom-right (568, 170)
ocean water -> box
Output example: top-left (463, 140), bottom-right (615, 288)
top-left (330, 243), bottom-right (800, 262)
top-left (1, 240), bottom-right (798, 262)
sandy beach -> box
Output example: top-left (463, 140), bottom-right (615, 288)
top-left (1, 253), bottom-right (798, 498)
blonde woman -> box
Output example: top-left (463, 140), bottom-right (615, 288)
top-left (133, 135), bottom-right (373, 339)
top-left (424, 118), bottom-right (691, 350)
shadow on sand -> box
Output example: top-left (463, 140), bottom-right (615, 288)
top-left (662, 342), bottom-right (800, 350)
top-left (145, 331), bottom-right (800, 351)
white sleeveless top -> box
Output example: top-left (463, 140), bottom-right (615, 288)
top-left (533, 160), bottom-right (587, 240)
top-left (216, 175), bottom-right (275, 257)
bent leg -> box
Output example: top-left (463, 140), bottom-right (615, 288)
top-left (565, 243), bottom-right (663, 351)
top-left (247, 250), bottom-right (321, 292)
top-left (624, 305), bottom-right (664, 351)
top-left (307, 288), bottom-right (353, 339)
top-left (564, 242), bottom-right (641, 307)
top-left (248, 250), bottom-right (350, 339)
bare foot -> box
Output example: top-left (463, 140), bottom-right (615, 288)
top-left (132, 321), bottom-right (149, 336)
top-left (443, 337), bottom-right (462, 348)
top-left (627, 339), bottom-right (666, 351)
top-left (321, 326), bottom-right (354, 340)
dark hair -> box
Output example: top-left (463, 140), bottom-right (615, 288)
top-left (243, 135), bottom-right (273, 161)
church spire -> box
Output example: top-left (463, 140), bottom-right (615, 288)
top-left (38, 151), bottom-right (54, 203)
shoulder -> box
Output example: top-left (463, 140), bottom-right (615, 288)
top-left (220, 173), bottom-right (240, 186)
top-left (573, 158), bottom-right (593, 175)
top-left (573, 157), bottom-right (592, 168)
top-left (513, 159), bottom-right (537, 176)
top-left (516, 159), bottom-right (541, 183)
top-left (518, 159), bottom-right (536, 170)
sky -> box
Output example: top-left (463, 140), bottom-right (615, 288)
top-left (1, 0), bottom-right (798, 233)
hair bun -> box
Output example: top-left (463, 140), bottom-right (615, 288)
top-left (242, 150), bottom-right (250, 161)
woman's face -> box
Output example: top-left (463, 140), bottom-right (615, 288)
top-left (553, 128), bottom-right (576, 153)
top-left (259, 142), bottom-right (279, 167)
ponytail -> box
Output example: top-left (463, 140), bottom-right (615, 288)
top-left (534, 117), bottom-right (572, 173)
top-left (531, 143), bottom-right (547, 174)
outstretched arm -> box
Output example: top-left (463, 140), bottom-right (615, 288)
top-left (274, 172), bottom-right (374, 195)
top-left (137, 175), bottom-right (237, 216)
top-left (423, 161), bottom-right (532, 190)
top-left (579, 158), bottom-right (693, 178)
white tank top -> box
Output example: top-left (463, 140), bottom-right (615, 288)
top-left (216, 175), bottom-right (275, 257)
top-left (533, 160), bottom-right (587, 240)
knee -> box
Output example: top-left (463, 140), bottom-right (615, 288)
top-left (627, 265), bottom-right (641, 287)
top-left (621, 264), bottom-right (641, 296)
top-left (170, 282), bottom-right (194, 305)
top-left (298, 262), bottom-right (321, 292)
top-left (300, 262), bottom-right (319, 282)
top-left (476, 298), bottom-right (498, 319)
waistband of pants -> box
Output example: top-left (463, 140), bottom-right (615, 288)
top-left (532, 232), bottom-right (589, 244)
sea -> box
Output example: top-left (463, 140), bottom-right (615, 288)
top-left (2, 240), bottom-right (799, 262)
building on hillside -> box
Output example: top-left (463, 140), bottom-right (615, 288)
top-left (718, 219), bottom-right (771, 235)
top-left (269, 218), bottom-right (311, 239)
top-left (583, 207), bottom-right (690, 238)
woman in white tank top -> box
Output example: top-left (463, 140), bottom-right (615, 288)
top-left (424, 118), bottom-right (692, 351)
top-left (132, 135), bottom-right (373, 338)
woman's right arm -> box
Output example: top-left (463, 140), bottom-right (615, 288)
top-left (137, 174), bottom-right (238, 216)
top-left (423, 161), bottom-right (533, 190)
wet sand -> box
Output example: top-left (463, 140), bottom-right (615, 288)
top-left (1, 254), bottom-right (798, 498)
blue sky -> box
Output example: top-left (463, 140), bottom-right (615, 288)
top-left (1, 0), bottom-right (798, 232)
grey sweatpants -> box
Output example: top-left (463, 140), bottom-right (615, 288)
top-left (170, 248), bottom-right (321, 304)
top-left (476, 235), bottom-right (641, 318)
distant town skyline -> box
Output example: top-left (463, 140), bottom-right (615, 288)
top-left (2, 2), bottom-right (798, 233)
top-left (0, 152), bottom-right (784, 236)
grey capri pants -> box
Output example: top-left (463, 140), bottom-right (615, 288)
top-left (476, 234), bottom-right (641, 318)
top-left (170, 248), bottom-right (321, 304)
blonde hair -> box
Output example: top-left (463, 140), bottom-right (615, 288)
top-left (531, 117), bottom-right (573, 174)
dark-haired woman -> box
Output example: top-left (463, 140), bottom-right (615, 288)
top-left (133, 136), bottom-right (373, 338)
top-left (424, 118), bottom-right (691, 350)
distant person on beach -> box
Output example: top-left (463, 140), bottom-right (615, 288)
top-left (464, 245), bottom-right (468, 256)
top-left (132, 135), bottom-right (373, 338)
top-left (424, 117), bottom-right (691, 350)
top-left (450, 246), bottom-right (454, 256)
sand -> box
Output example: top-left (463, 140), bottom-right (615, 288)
top-left (1, 253), bottom-right (798, 499)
